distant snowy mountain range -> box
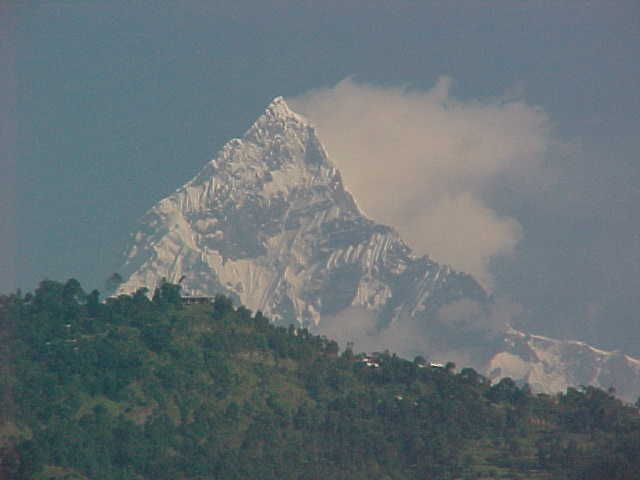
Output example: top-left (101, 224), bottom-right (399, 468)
top-left (116, 97), bottom-right (640, 401)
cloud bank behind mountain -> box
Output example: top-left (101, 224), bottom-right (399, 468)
top-left (290, 78), bottom-right (554, 289)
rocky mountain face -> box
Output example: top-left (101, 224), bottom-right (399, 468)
top-left (493, 329), bottom-right (640, 401)
top-left (117, 97), bottom-right (640, 400)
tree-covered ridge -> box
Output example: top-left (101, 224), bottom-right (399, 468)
top-left (0, 279), bottom-right (639, 480)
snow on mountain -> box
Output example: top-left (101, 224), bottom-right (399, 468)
top-left (116, 97), bottom-right (640, 401)
top-left (117, 97), bottom-right (483, 326)
top-left (491, 328), bottom-right (640, 400)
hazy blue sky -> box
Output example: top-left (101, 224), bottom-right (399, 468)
top-left (2, 1), bottom-right (639, 354)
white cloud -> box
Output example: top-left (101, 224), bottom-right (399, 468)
top-left (290, 77), bottom-right (552, 289)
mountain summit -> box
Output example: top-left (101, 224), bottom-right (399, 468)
top-left (117, 98), bottom-right (640, 399)
top-left (118, 97), bottom-right (483, 327)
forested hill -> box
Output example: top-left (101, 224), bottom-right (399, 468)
top-left (1, 280), bottom-right (639, 480)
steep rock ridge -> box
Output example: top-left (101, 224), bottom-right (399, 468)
top-left (117, 97), bottom-right (640, 400)
top-left (117, 97), bottom-right (484, 328)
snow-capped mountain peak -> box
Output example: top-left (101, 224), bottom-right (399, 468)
top-left (118, 96), bottom-right (478, 327)
top-left (260, 96), bottom-right (310, 124)
top-left (116, 97), bottom-right (640, 401)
